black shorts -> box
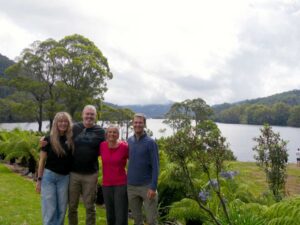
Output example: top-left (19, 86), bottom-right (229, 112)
top-left (297, 158), bottom-right (300, 161)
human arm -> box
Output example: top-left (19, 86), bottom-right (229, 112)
top-left (39, 136), bottom-right (47, 148)
top-left (148, 140), bottom-right (159, 199)
top-left (35, 151), bottom-right (47, 194)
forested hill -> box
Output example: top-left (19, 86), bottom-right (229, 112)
top-left (122, 103), bottom-right (172, 119)
top-left (0, 54), bottom-right (15, 98)
top-left (0, 54), bottom-right (14, 76)
top-left (212, 90), bottom-right (300, 127)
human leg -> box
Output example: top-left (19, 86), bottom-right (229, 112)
top-left (56, 174), bottom-right (70, 225)
top-left (41, 169), bottom-right (58, 225)
top-left (142, 188), bottom-right (158, 225)
top-left (102, 186), bottom-right (116, 225)
top-left (114, 185), bottom-right (128, 225)
top-left (127, 185), bottom-right (144, 225)
top-left (68, 172), bottom-right (82, 225)
top-left (81, 172), bottom-right (98, 225)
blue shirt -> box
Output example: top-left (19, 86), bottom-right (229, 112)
top-left (127, 133), bottom-right (159, 190)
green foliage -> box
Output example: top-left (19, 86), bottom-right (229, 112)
top-left (164, 159), bottom-right (300, 225)
top-left (164, 102), bottom-right (192, 131)
top-left (100, 104), bottom-right (134, 139)
top-left (164, 98), bottom-right (212, 132)
top-left (2, 34), bottom-right (113, 129)
top-left (0, 92), bottom-right (38, 122)
top-left (217, 105), bottom-right (245, 124)
top-left (213, 90), bottom-right (300, 127)
top-left (263, 197), bottom-right (300, 225)
top-left (0, 53), bottom-right (15, 99)
top-left (0, 129), bottom-right (40, 162)
top-left (169, 196), bottom-right (300, 225)
top-left (217, 199), bottom-right (267, 225)
top-left (161, 99), bottom-right (237, 224)
top-left (169, 198), bottom-right (209, 223)
top-left (122, 103), bottom-right (172, 119)
top-left (0, 53), bottom-right (15, 76)
top-left (246, 104), bottom-right (273, 125)
top-left (163, 120), bottom-right (236, 225)
top-left (287, 105), bottom-right (300, 127)
top-left (271, 102), bottom-right (290, 126)
top-left (253, 124), bottom-right (288, 201)
top-left (156, 139), bottom-right (188, 221)
top-left (57, 34), bottom-right (113, 117)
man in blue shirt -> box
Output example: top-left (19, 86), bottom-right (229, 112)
top-left (127, 113), bottom-right (159, 225)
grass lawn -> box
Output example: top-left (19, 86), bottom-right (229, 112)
top-left (1, 161), bottom-right (300, 224)
top-left (0, 163), bottom-right (106, 225)
top-left (227, 161), bottom-right (300, 196)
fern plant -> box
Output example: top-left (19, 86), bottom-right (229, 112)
top-left (0, 128), bottom-right (40, 163)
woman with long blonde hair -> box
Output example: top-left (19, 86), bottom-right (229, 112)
top-left (36, 112), bottom-right (74, 225)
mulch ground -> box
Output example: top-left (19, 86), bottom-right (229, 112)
top-left (4, 162), bottom-right (37, 181)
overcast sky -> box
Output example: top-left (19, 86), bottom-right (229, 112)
top-left (0, 0), bottom-right (300, 105)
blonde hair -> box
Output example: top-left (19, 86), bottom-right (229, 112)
top-left (50, 112), bottom-right (74, 157)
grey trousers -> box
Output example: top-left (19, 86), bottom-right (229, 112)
top-left (127, 185), bottom-right (158, 225)
top-left (68, 172), bottom-right (98, 225)
top-left (102, 185), bottom-right (128, 225)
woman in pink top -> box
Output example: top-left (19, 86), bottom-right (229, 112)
top-left (99, 125), bottom-right (129, 225)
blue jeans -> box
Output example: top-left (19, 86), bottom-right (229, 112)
top-left (41, 169), bottom-right (70, 225)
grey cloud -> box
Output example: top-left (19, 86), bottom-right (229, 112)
top-left (172, 75), bottom-right (221, 92)
top-left (211, 1), bottom-right (300, 103)
top-left (2, 0), bottom-right (300, 105)
top-left (0, 0), bottom-right (108, 37)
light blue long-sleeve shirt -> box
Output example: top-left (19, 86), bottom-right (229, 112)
top-left (127, 133), bottom-right (159, 190)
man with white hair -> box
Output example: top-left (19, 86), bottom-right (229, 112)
top-left (68, 105), bottom-right (105, 225)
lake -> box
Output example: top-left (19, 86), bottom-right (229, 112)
top-left (1, 119), bottom-right (300, 162)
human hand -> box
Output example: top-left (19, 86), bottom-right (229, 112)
top-left (36, 181), bottom-right (41, 194)
top-left (39, 136), bottom-right (47, 148)
top-left (147, 189), bottom-right (156, 200)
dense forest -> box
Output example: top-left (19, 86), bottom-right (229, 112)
top-left (0, 54), bottom-right (15, 99)
top-left (123, 103), bottom-right (172, 118)
top-left (212, 90), bottom-right (300, 127)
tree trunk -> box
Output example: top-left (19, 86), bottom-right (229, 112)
top-left (49, 118), bottom-right (53, 130)
top-left (38, 101), bottom-right (43, 132)
top-left (126, 122), bottom-right (129, 140)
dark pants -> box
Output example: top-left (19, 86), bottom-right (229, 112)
top-left (102, 185), bottom-right (128, 225)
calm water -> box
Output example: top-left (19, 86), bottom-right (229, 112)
top-left (1, 119), bottom-right (300, 162)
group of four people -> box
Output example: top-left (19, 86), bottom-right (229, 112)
top-left (36, 105), bottom-right (159, 225)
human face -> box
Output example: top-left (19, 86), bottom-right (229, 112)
top-left (82, 108), bottom-right (96, 127)
top-left (57, 118), bottom-right (69, 135)
top-left (106, 127), bottom-right (119, 143)
top-left (133, 116), bottom-right (145, 136)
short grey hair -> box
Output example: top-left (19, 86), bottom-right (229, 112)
top-left (83, 105), bottom-right (97, 113)
top-left (106, 124), bottom-right (120, 134)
